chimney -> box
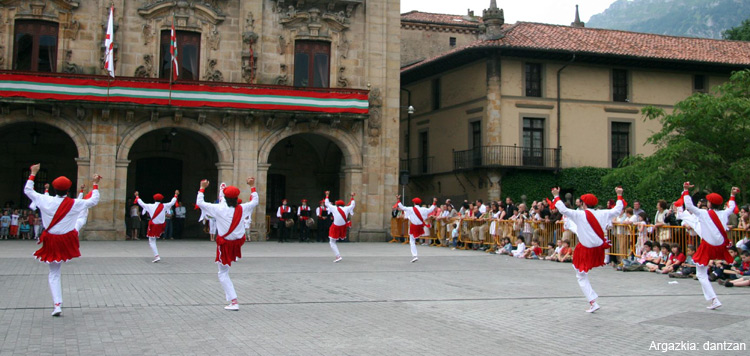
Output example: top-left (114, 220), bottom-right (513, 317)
top-left (482, 0), bottom-right (505, 40)
top-left (571, 5), bottom-right (585, 28)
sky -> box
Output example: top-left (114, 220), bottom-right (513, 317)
top-left (400, 0), bottom-right (619, 26)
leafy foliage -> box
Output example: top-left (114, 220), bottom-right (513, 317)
top-left (723, 18), bottom-right (750, 41)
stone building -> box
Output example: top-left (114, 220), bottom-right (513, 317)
top-left (0, 0), bottom-right (401, 241)
top-left (400, 1), bottom-right (750, 202)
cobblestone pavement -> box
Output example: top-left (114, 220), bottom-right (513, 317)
top-left (1, 240), bottom-right (748, 355)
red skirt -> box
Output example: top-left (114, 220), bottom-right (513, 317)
top-left (34, 230), bottom-right (80, 263)
top-left (328, 224), bottom-right (348, 240)
top-left (692, 241), bottom-right (733, 266)
top-left (10, 225), bottom-right (18, 235)
top-left (216, 238), bottom-right (245, 266)
top-left (409, 223), bottom-right (426, 238)
top-left (147, 221), bottom-right (165, 238)
top-left (572, 244), bottom-right (607, 273)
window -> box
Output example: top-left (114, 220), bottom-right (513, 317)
top-left (432, 78), bottom-right (441, 111)
top-left (612, 69), bottom-right (628, 102)
top-left (449, 37), bottom-right (456, 46)
top-left (694, 74), bottom-right (706, 92)
top-left (13, 20), bottom-right (59, 72)
top-left (470, 121), bottom-right (482, 166)
top-left (418, 131), bottom-right (429, 174)
top-left (525, 63), bottom-right (542, 97)
top-left (611, 122), bottom-right (631, 168)
top-left (160, 30), bottom-right (201, 81)
top-left (522, 118), bottom-right (544, 166)
top-left (294, 41), bottom-right (330, 88)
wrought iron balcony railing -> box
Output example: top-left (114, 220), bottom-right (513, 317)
top-left (453, 145), bottom-right (561, 171)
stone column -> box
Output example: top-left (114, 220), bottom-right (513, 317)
top-left (85, 111), bottom-right (118, 240)
top-left (75, 158), bottom-right (91, 190)
top-left (342, 165), bottom-right (363, 240)
top-left (114, 159), bottom-right (131, 239)
top-left (216, 161), bottom-right (234, 186)
top-left (256, 163), bottom-right (271, 237)
top-left (485, 54), bottom-right (502, 145)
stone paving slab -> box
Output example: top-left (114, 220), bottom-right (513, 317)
top-left (0, 240), bottom-right (748, 355)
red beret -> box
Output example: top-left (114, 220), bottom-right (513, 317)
top-left (412, 197), bottom-right (422, 205)
top-left (52, 176), bottom-right (72, 191)
top-left (302, 199), bottom-right (308, 203)
top-left (153, 193), bottom-right (164, 201)
top-left (223, 186), bottom-right (240, 199)
top-left (580, 194), bottom-right (598, 207)
top-left (282, 199), bottom-right (288, 203)
top-left (706, 193), bottom-right (723, 206)
top-left (319, 200), bottom-right (325, 205)
top-left (335, 200), bottom-right (345, 206)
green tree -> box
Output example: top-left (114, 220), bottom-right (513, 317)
top-left (723, 19), bottom-right (750, 41)
top-left (603, 69), bottom-right (750, 201)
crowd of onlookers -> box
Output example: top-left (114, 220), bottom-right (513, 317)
top-left (1, 207), bottom-right (42, 240)
top-left (391, 196), bottom-right (750, 288)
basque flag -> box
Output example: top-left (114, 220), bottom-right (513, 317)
top-left (171, 16), bottom-right (179, 79)
top-left (104, 5), bottom-right (115, 77)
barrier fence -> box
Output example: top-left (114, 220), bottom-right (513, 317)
top-left (389, 217), bottom-right (748, 257)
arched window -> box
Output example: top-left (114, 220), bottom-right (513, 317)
top-left (160, 30), bottom-right (201, 81)
top-left (13, 20), bottom-right (59, 72)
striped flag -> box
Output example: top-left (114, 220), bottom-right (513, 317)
top-left (170, 16), bottom-right (179, 79)
top-left (104, 5), bottom-right (115, 77)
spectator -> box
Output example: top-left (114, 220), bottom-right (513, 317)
top-left (512, 236), bottom-right (526, 258)
top-left (174, 200), bottom-right (186, 239)
top-left (659, 244), bottom-right (686, 274)
top-left (522, 238), bottom-right (543, 259)
top-left (623, 241), bottom-right (658, 271)
top-left (164, 205), bottom-right (174, 239)
top-left (10, 209), bottom-right (20, 239)
top-left (19, 217), bottom-right (31, 240)
top-left (496, 237), bottom-right (513, 255)
top-left (723, 250), bottom-right (750, 287)
top-left (557, 239), bottom-right (573, 262)
top-left (710, 246), bottom-right (741, 281)
top-left (646, 243), bottom-right (670, 272)
top-left (546, 240), bottom-right (562, 260)
top-left (670, 244), bottom-right (696, 278)
top-left (449, 223), bottom-right (459, 250)
top-left (633, 212), bottom-right (649, 256)
top-left (653, 200), bottom-right (670, 242)
top-left (32, 212), bottom-right (42, 240)
top-left (632, 201), bottom-right (645, 218)
top-left (129, 203), bottom-right (141, 240)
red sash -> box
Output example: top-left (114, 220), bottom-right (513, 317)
top-left (218, 205), bottom-right (243, 239)
top-left (48, 197), bottom-right (74, 231)
top-left (708, 209), bottom-right (731, 247)
top-left (412, 206), bottom-right (430, 228)
top-left (153, 203), bottom-right (164, 220)
top-left (336, 207), bottom-right (351, 227)
top-left (584, 210), bottom-right (610, 248)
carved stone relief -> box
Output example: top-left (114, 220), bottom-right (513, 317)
top-left (274, 0), bottom-right (363, 38)
top-left (207, 25), bottom-right (221, 50)
top-left (137, 1), bottom-right (225, 26)
top-left (203, 59), bottom-right (223, 82)
top-left (337, 66), bottom-right (348, 88)
top-left (62, 49), bottom-right (82, 74)
top-left (142, 23), bottom-right (155, 45)
top-left (367, 87), bottom-right (382, 145)
top-left (273, 64), bottom-right (289, 85)
top-left (134, 54), bottom-right (153, 78)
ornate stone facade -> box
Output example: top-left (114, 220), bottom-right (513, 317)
top-left (0, 0), bottom-right (401, 241)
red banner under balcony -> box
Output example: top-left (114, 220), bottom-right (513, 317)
top-left (0, 72), bottom-right (369, 114)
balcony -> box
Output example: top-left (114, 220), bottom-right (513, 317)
top-left (0, 71), bottom-right (369, 118)
top-left (453, 145), bottom-right (561, 171)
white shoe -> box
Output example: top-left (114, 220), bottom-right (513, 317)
top-left (224, 303), bottom-right (239, 311)
top-left (333, 256), bottom-right (342, 263)
top-left (152, 256), bottom-right (161, 263)
top-left (51, 305), bottom-right (62, 317)
top-left (586, 302), bottom-right (600, 313)
top-left (411, 257), bottom-right (419, 263)
top-left (707, 299), bottom-right (722, 310)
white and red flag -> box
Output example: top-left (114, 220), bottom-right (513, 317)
top-left (104, 5), bottom-right (115, 77)
top-left (170, 16), bottom-right (179, 79)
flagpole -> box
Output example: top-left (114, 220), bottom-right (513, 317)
top-left (169, 13), bottom-right (174, 106)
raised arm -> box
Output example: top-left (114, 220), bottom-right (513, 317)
top-left (424, 198), bottom-right (438, 214)
top-left (196, 179), bottom-right (216, 216)
top-left (395, 195), bottom-right (408, 211)
top-left (682, 182), bottom-right (701, 215)
top-left (82, 174), bottom-right (101, 208)
top-left (243, 177), bottom-right (259, 210)
top-left (602, 187), bottom-right (625, 221)
top-left (346, 192), bottom-right (356, 212)
top-left (721, 187), bottom-right (740, 220)
top-left (24, 164), bottom-right (44, 204)
top-left (551, 187), bottom-right (572, 217)
top-left (164, 190), bottom-right (179, 209)
top-left (324, 191), bottom-right (335, 209)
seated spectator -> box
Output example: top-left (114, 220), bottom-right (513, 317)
top-left (709, 246), bottom-right (740, 281)
top-left (659, 244), bottom-right (686, 274)
top-left (496, 237), bottom-right (513, 255)
top-left (723, 250), bottom-right (750, 287)
top-left (546, 239), bottom-right (563, 260)
top-left (670, 244), bottom-right (696, 278)
top-left (623, 241), bottom-right (658, 271)
top-left (512, 236), bottom-right (526, 258)
top-left (543, 242), bottom-right (556, 260)
top-left (646, 243), bottom-right (670, 272)
top-left (556, 239), bottom-right (573, 262)
top-left (522, 238), bottom-right (542, 259)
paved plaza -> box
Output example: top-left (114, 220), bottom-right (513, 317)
top-left (0, 240), bottom-right (748, 355)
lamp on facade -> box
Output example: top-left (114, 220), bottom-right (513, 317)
top-left (170, 128), bottom-right (178, 137)
top-left (30, 128), bottom-right (40, 145)
top-left (161, 135), bottom-right (171, 151)
top-left (285, 140), bottom-right (294, 156)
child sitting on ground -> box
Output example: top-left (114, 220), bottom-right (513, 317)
top-left (670, 244), bottom-right (695, 278)
top-left (544, 242), bottom-right (556, 260)
top-left (556, 239), bottom-right (573, 262)
top-left (709, 246), bottom-right (740, 281)
top-left (522, 238), bottom-right (543, 259)
top-left (546, 240), bottom-right (562, 261)
top-left (723, 250), bottom-right (750, 287)
top-left (659, 244), bottom-right (686, 274)
top-left (646, 243), bottom-right (670, 272)
top-left (512, 236), bottom-right (526, 258)
top-left (623, 241), bottom-right (658, 271)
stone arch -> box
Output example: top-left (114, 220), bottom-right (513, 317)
top-left (0, 115), bottom-right (90, 159)
top-left (258, 126), bottom-right (362, 167)
top-left (117, 118), bottom-right (233, 164)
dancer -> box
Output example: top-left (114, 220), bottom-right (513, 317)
top-left (196, 177), bottom-right (259, 311)
top-left (324, 190), bottom-right (355, 262)
top-left (24, 163), bottom-right (101, 316)
top-left (134, 190), bottom-right (178, 263)
top-left (551, 186), bottom-right (624, 313)
top-left (395, 195), bottom-right (438, 263)
top-left (681, 183), bottom-right (737, 310)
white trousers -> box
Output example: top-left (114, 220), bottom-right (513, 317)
top-left (696, 265), bottom-right (716, 301)
top-left (329, 237), bottom-right (341, 257)
top-left (48, 262), bottom-right (62, 305)
top-left (409, 235), bottom-right (418, 257)
top-left (217, 264), bottom-right (237, 302)
top-left (576, 270), bottom-right (598, 302)
top-left (148, 237), bottom-right (159, 257)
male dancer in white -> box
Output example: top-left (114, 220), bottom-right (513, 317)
top-left (324, 191), bottom-right (355, 262)
top-left (396, 195), bottom-right (438, 263)
top-left (25, 163), bottom-right (101, 316)
top-left (134, 190), bottom-right (178, 262)
top-left (681, 183), bottom-right (738, 310)
top-left (551, 186), bottom-right (625, 313)
top-left (196, 177), bottom-right (259, 310)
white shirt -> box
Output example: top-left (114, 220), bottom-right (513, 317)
top-left (24, 179), bottom-right (99, 234)
top-left (683, 193), bottom-right (734, 246)
top-left (555, 197), bottom-right (623, 248)
top-left (277, 205), bottom-right (292, 219)
top-left (397, 202), bottom-right (436, 226)
top-left (297, 205), bottom-right (311, 218)
top-left (478, 204), bottom-right (487, 214)
top-left (325, 198), bottom-right (356, 226)
top-left (137, 196), bottom-right (177, 224)
top-left (197, 189), bottom-right (259, 240)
